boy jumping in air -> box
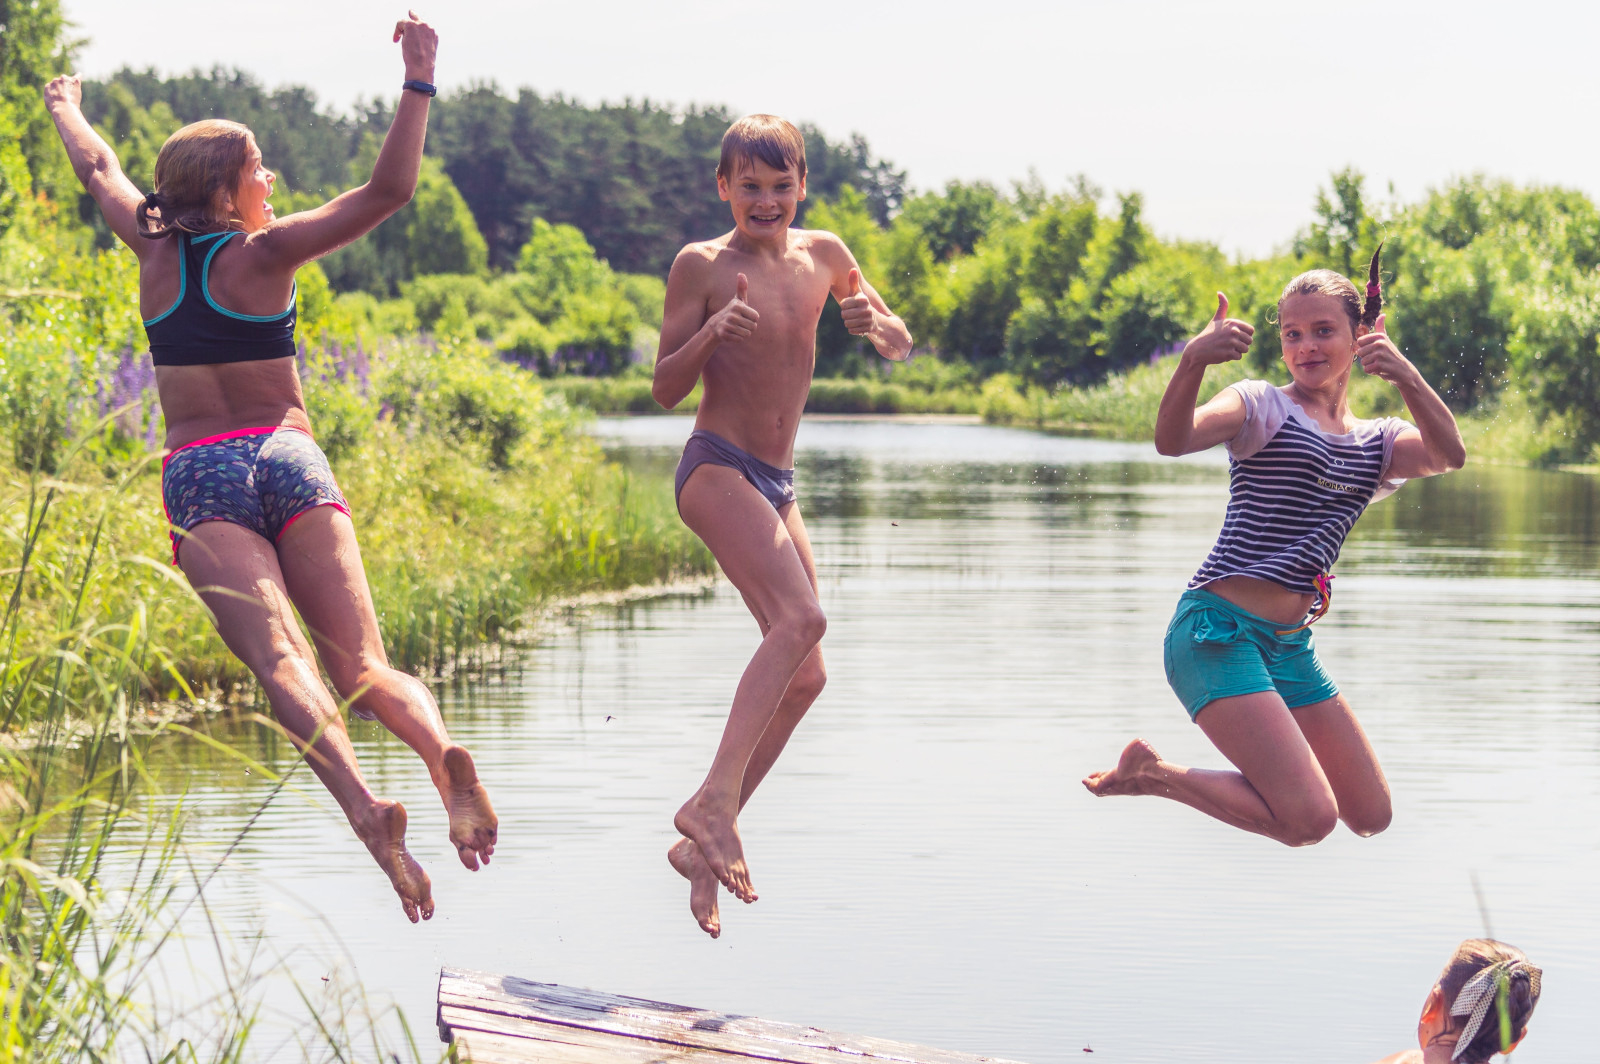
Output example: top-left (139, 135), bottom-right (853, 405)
top-left (653, 115), bottom-right (912, 937)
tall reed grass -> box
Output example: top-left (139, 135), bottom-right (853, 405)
top-left (1, 455), bottom-right (441, 1061)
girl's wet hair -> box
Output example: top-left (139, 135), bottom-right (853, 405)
top-left (717, 114), bottom-right (807, 182)
top-left (1436, 939), bottom-right (1542, 1064)
top-left (1277, 244), bottom-right (1384, 332)
top-left (136, 120), bottom-right (256, 239)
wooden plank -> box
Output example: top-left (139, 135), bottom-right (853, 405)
top-left (438, 968), bottom-right (1028, 1064)
top-left (453, 1027), bottom-right (753, 1064)
top-left (441, 1004), bottom-right (804, 1063)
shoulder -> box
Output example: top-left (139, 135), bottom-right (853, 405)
top-left (791, 228), bottom-right (851, 263)
top-left (668, 239), bottom-right (728, 281)
top-left (1229, 378), bottom-right (1278, 402)
top-left (1208, 378), bottom-right (1278, 419)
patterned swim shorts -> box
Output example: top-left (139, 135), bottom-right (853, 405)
top-left (161, 426), bottom-right (350, 564)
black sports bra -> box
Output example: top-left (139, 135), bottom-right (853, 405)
top-left (143, 231), bottom-right (297, 367)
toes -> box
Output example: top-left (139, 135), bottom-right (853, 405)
top-left (456, 844), bottom-right (480, 872)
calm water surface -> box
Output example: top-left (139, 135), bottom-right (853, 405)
top-left (134, 416), bottom-right (1598, 1063)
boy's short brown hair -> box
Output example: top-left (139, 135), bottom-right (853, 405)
top-left (717, 114), bottom-right (807, 181)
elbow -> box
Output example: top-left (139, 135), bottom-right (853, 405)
top-left (1153, 434), bottom-right (1184, 457)
top-left (1443, 444), bottom-right (1468, 474)
top-left (364, 177), bottom-right (416, 213)
top-left (651, 379), bottom-right (680, 411)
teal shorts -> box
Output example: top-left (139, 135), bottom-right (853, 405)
top-left (1163, 588), bottom-right (1339, 720)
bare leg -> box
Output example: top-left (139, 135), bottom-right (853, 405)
top-left (277, 507), bottom-right (497, 870)
top-left (673, 468), bottom-right (827, 903)
top-left (1082, 691), bottom-right (1341, 847)
top-left (178, 522), bottom-right (433, 921)
top-left (1294, 694), bottom-right (1392, 836)
top-left (671, 500), bottom-right (827, 936)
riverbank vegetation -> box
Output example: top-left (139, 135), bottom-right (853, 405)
top-left (45, 62), bottom-right (1600, 466)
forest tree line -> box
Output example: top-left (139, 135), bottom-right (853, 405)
top-left (7, 46), bottom-right (1600, 460)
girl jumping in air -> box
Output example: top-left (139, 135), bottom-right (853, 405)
top-left (44, 12), bottom-right (494, 922)
top-left (1084, 250), bottom-right (1465, 845)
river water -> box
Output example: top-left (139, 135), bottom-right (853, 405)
top-left (135, 416), bottom-right (1597, 1063)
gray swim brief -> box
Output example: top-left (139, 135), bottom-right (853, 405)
top-left (673, 430), bottom-right (797, 512)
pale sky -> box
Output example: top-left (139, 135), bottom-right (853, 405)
top-left (62, 0), bottom-right (1600, 259)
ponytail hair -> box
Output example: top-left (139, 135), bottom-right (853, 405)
top-left (1360, 242), bottom-right (1384, 328)
top-left (1279, 243), bottom-right (1387, 335)
top-left (136, 120), bottom-right (256, 239)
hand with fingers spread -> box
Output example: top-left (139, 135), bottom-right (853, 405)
top-left (1355, 313), bottom-right (1421, 388)
top-left (1182, 293), bottom-right (1255, 367)
top-left (708, 272), bottom-right (760, 344)
top-left (840, 268), bottom-right (875, 336)
top-left (394, 10), bottom-right (438, 81)
top-left (43, 74), bottom-right (82, 112)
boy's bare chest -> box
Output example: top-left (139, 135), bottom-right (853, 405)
top-left (709, 260), bottom-right (831, 341)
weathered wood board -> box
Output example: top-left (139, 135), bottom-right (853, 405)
top-left (437, 967), bottom-right (1031, 1064)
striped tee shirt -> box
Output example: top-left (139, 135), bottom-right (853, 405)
top-left (1188, 379), bottom-right (1411, 597)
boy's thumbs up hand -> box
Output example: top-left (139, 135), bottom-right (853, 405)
top-left (840, 267), bottom-right (875, 336)
top-left (710, 272), bottom-right (759, 344)
top-left (1181, 291), bottom-right (1253, 367)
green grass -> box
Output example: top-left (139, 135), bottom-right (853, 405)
top-left (0, 460), bottom-right (444, 1062)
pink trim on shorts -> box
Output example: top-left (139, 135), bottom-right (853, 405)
top-left (161, 425), bottom-right (310, 469)
top-left (160, 424), bottom-right (321, 564)
top-left (275, 500), bottom-right (352, 542)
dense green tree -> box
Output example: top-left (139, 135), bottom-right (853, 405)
top-left (1294, 167), bottom-right (1380, 277)
top-left (317, 147), bottom-right (487, 295)
top-left (428, 86), bottom-right (905, 275)
top-left (898, 180), bottom-right (1006, 261)
top-left (84, 66), bottom-right (383, 195)
top-left (0, 0), bottom-right (73, 239)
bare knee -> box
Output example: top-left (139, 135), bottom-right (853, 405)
top-left (772, 601), bottom-right (827, 649)
top-left (1343, 798), bottom-right (1393, 838)
top-left (1274, 797), bottom-right (1340, 848)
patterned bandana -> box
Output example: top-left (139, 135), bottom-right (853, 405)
top-left (1450, 960), bottom-right (1542, 1060)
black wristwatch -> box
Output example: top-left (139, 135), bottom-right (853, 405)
top-left (402, 79), bottom-right (437, 97)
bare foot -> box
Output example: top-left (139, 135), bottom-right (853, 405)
top-left (674, 790), bottom-right (756, 903)
top-left (668, 837), bottom-right (722, 938)
top-left (356, 800), bottom-right (434, 923)
top-left (439, 745), bottom-right (497, 871)
top-left (1083, 738), bottom-right (1165, 797)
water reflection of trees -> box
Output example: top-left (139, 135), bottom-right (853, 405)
top-left (1351, 466), bottom-right (1600, 578)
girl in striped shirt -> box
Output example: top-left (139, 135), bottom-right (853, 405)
top-left (1083, 251), bottom-right (1465, 846)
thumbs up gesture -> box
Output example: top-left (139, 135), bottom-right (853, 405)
top-left (1355, 312), bottom-right (1418, 387)
top-left (1181, 293), bottom-right (1254, 367)
top-left (709, 272), bottom-right (760, 344)
top-left (840, 268), bottom-right (875, 336)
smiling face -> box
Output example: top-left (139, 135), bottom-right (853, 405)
top-left (718, 156), bottom-right (805, 241)
top-left (1278, 292), bottom-right (1366, 388)
top-left (224, 135), bottom-right (276, 230)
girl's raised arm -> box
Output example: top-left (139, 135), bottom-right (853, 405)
top-left (1356, 313), bottom-right (1467, 478)
top-left (45, 76), bottom-right (148, 254)
top-left (251, 12), bottom-right (438, 271)
top-left (1154, 293), bottom-right (1253, 456)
